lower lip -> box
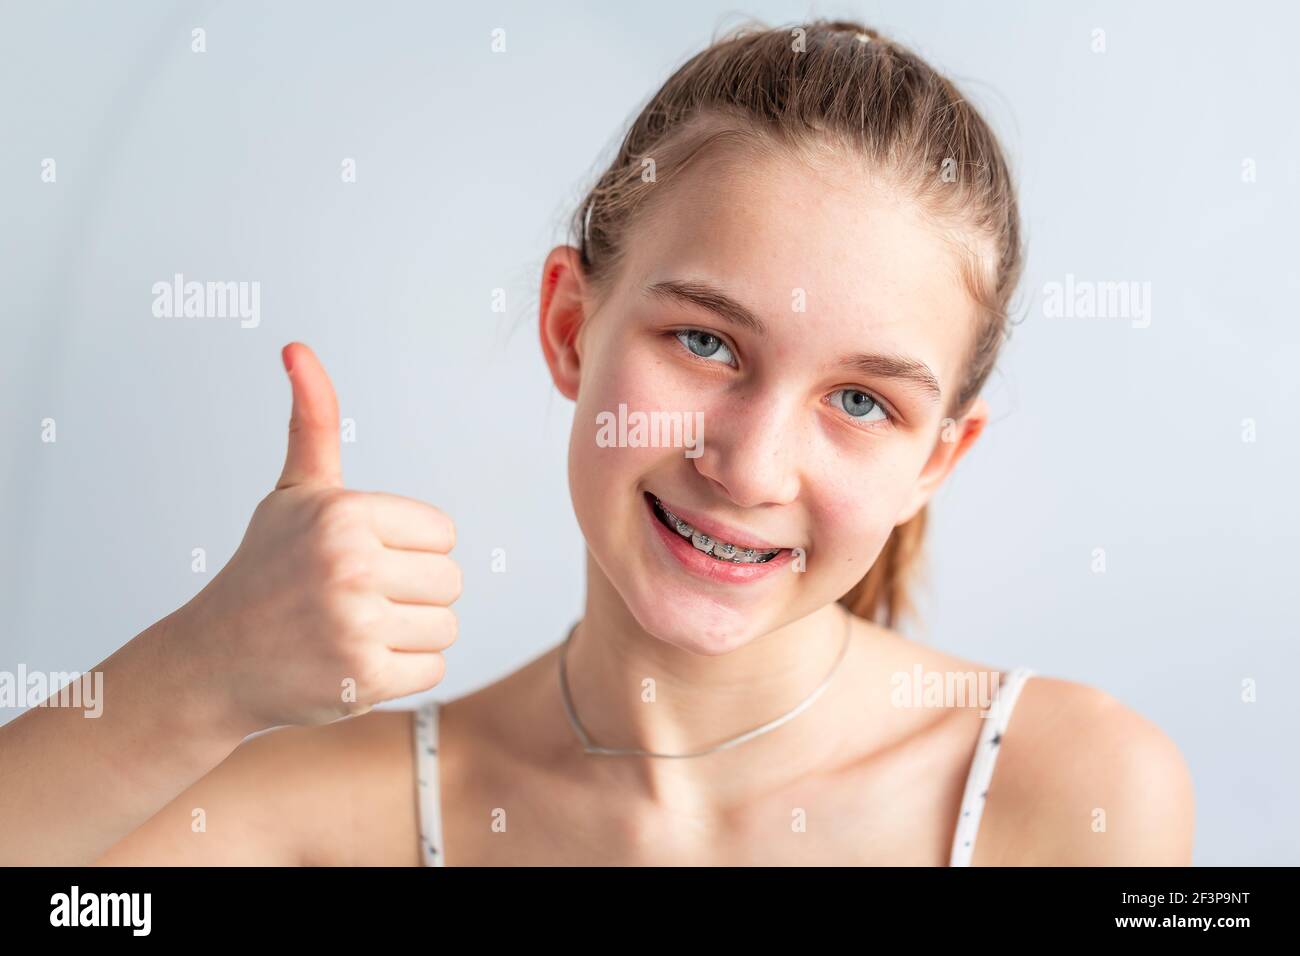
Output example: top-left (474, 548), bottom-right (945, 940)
top-left (643, 493), bottom-right (793, 584)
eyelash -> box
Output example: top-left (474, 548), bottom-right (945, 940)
top-left (667, 328), bottom-right (896, 429)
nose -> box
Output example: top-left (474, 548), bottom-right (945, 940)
top-left (691, 390), bottom-right (804, 508)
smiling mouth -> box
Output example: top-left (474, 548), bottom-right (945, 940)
top-left (647, 493), bottom-right (785, 564)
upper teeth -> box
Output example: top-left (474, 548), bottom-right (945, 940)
top-left (653, 497), bottom-right (781, 564)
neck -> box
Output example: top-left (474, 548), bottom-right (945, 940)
top-left (560, 551), bottom-right (859, 808)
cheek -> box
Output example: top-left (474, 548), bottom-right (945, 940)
top-left (567, 341), bottom-right (681, 513)
top-left (570, 339), bottom-right (692, 468)
top-left (597, 329), bottom-right (694, 402)
top-left (811, 468), bottom-right (916, 567)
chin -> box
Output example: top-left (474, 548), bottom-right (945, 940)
top-left (622, 596), bottom-right (758, 657)
top-left (624, 606), bottom-right (759, 658)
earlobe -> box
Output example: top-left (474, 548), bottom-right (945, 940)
top-left (538, 245), bottom-right (588, 401)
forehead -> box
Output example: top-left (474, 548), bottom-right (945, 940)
top-left (621, 144), bottom-right (976, 394)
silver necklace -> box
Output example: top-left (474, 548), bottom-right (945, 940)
top-left (557, 607), bottom-right (853, 758)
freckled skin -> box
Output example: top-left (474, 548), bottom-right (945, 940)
top-left (544, 145), bottom-right (990, 654)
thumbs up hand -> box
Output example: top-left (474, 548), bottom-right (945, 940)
top-left (180, 343), bottom-right (460, 733)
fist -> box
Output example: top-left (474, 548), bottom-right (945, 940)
top-left (183, 342), bottom-right (461, 732)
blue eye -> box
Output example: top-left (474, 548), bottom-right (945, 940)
top-left (675, 329), bottom-right (736, 366)
top-left (831, 388), bottom-right (889, 424)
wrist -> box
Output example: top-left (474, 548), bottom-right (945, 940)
top-left (140, 601), bottom-right (266, 745)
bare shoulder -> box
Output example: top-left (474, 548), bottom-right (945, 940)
top-left (96, 706), bottom-right (423, 866)
top-left (978, 674), bottom-right (1195, 866)
top-left (266, 705), bottom-right (426, 866)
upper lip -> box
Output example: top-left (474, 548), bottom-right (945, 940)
top-left (649, 493), bottom-right (789, 552)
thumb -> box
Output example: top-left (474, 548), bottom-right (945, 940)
top-left (276, 342), bottom-right (342, 490)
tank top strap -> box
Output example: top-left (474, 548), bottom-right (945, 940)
top-left (948, 667), bottom-right (1036, 866)
top-left (413, 699), bottom-right (445, 866)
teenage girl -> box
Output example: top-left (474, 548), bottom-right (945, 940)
top-left (0, 19), bottom-right (1193, 866)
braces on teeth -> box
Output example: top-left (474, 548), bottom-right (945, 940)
top-left (652, 496), bottom-right (782, 564)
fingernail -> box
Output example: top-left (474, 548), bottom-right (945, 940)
top-left (281, 344), bottom-right (294, 374)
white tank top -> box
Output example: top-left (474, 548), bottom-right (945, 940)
top-left (413, 666), bottom-right (1036, 867)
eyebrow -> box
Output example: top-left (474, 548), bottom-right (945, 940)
top-left (644, 278), bottom-right (943, 405)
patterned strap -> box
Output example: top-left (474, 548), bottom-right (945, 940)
top-left (948, 667), bottom-right (1036, 867)
top-left (413, 700), bottom-right (445, 867)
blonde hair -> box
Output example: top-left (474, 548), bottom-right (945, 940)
top-left (569, 18), bottom-right (1024, 630)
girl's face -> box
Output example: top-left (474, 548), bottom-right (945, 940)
top-left (541, 146), bottom-right (990, 653)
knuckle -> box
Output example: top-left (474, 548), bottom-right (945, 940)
top-left (321, 550), bottom-right (374, 590)
top-left (349, 595), bottom-right (389, 634)
top-left (341, 646), bottom-right (385, 690)
top-left (314, 489), bottom-right (365, 530)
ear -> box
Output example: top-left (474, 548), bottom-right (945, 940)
top-left (894, 396), bottom-right (991, 526)
top-left (538, 245), bottom-right (589, 402)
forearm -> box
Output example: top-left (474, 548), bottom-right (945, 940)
top-left (0, 608), bottom-right (256, 865)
